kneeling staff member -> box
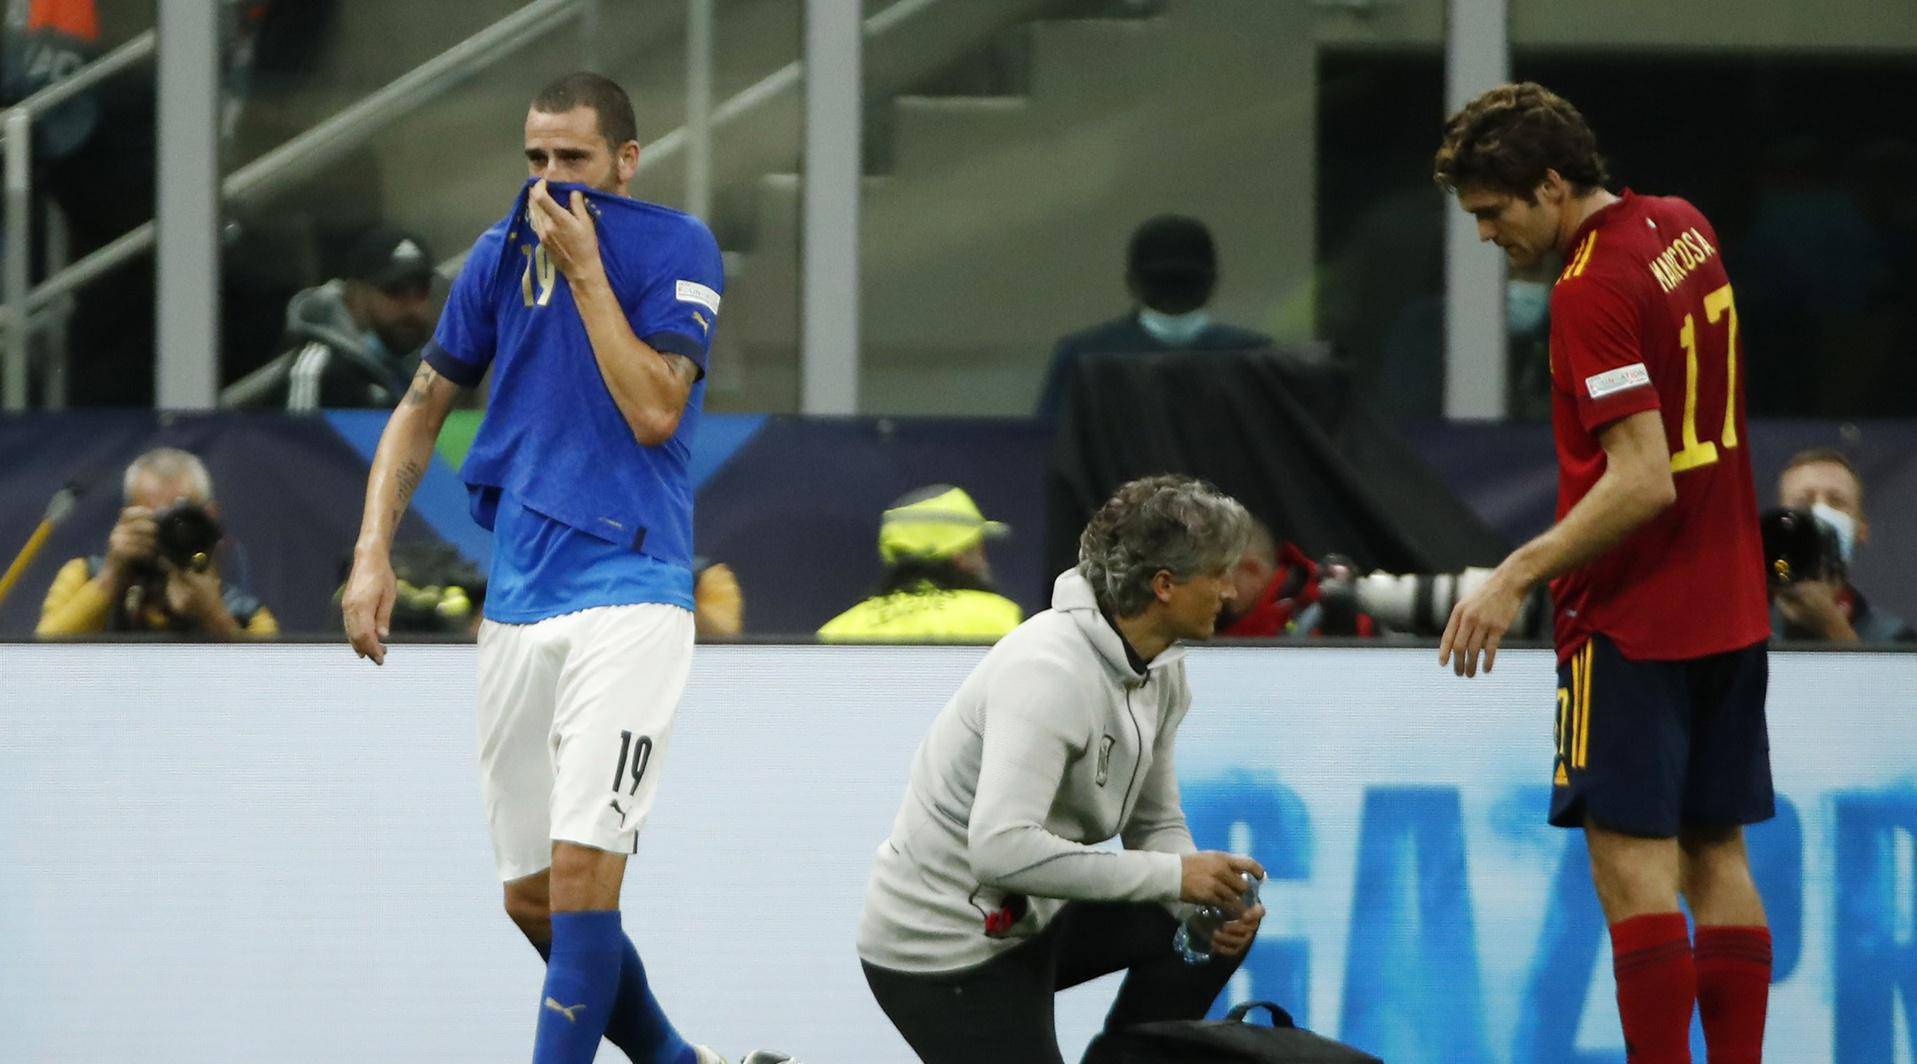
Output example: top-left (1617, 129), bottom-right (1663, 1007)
top-left (857, 474), bottom-right (1268, 1064)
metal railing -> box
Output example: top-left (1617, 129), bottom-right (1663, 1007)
top-left (0, 0), bottom-right (960, 411)
top-left (0, 0), bottom-right (603, 411)
top-left (1, 30), bottom-right (158, 409)
top-left (444, 0), bottom-right (957, 277)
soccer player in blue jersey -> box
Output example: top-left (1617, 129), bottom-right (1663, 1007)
top-left (342, 73), bottom-right (735, 1064)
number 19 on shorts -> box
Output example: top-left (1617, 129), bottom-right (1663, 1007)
top-left (612, 730), bottom-right (653, 796)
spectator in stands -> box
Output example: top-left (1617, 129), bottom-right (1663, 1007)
top-left (1035, 215), bottom-right (1272, 421)
top-left (37, 448), bottom-right (276, 638)
top-left (1216, 517), bottom-right (1376, 638)
top-left (223, 225), bottom-right (439, 411)
top-left (1772, 447), bottom-right (1915, 642)
top-left (818, 485), bottom-right (1022, 642)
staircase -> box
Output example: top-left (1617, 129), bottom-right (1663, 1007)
top-left (271, 0), bottom-right (1322, 415)
top-left (723, 0), bottom-right (1321, 413)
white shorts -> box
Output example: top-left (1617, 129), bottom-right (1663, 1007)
top-left (476, 602), bottom-right (695, 882)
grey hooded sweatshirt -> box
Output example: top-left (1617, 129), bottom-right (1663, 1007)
top-left (856, 568), bottom-right (1197, 974)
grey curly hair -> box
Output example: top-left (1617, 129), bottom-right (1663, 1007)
top-left (1076, 475), bottom-right (1251, 616)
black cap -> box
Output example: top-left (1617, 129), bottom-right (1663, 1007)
top-left (1127, 215), bottom-right (1216, 314)
top-left (343, 226), bottom-right (435, 289)
top-left (1127, 215), bottom-right (1216, 277)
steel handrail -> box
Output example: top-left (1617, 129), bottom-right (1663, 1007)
top-left (16, 0), bottom-right (594, 320)
top-left (0, 29), bottom-right (156, 129)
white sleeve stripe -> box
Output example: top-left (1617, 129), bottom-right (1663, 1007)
top-left (289, 344), bottom-right (329, 411)
top-left (1585, 362), bottom-right (1652, 400)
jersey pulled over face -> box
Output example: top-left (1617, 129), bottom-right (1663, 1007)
top-left (1546, 190), bottom-right (1770, 663)
top-left (524, 106), bottom-right (627, 194)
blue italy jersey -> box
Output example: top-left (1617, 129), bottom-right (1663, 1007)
top-left (482, 491), bottom-right (693, 622)
top-left (423, 180), bottom-right (722, 620)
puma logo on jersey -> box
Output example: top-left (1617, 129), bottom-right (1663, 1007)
top-left (610, 799), bottom-right (628, 825)
top-left (692, 310), bottom-right (711, 333)
top-left (544, 997), bottom-right (587, 1023)
top-left (1096, 734), bottom-right (1116, 786)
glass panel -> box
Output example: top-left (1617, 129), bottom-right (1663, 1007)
top-left (1316, 49), bottom-right (1453, 420)
top-left (856, 0), bottom-right (1324, 416)
top-left (1511, 3), bottom-right (1917, 417)
top-left (9, 0), bottom-right (157, 407)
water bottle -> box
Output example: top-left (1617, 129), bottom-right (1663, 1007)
top-left (1173, 870), bottom-right (1261, 965)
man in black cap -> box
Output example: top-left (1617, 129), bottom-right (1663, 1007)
top-left (223, 225), bottom-right (441, 411)
top-left (1034, 214), bottom-right (1272, 421)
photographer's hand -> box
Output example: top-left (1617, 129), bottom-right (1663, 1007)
top-left (1775, 580), bottom-right (1858, 641)
top-left (164, 563), bottom-right (240, 638)
top-left (99, 506), bottom-right (157, 592)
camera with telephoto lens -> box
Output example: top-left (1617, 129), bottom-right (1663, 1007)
top-left (1318, 560), bottom-right (1546, 638)
top-left (151, 501), bottom-right (223, 572)
top-left (1759, 507), bottom-right (1842, 589)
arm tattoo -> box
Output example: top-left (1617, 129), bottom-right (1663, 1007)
top-left (387, 458), bottom-right (426, 534)
top-left (394, 458), bottom-right (425, 502)
top-left (402, 364), bottom-right (440, 407)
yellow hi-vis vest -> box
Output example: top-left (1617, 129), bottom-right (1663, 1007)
top-left (817, 587), bottom-right (1022, 643)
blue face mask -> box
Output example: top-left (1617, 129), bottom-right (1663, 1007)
top-left (1138, 308), bottom-right (1212, 347)
top-left (1507, 280), bottom-right (1550, 337)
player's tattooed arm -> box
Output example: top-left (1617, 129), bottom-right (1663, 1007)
top-left (346, 364), bottom-right (464, 664)
top-left (386, 458), bottom-right (426, 536)
top-left (570, 276), bottom-right (702, 446)
top-left (356, 363), bottom-right (460, 555)
top-left (401, 362), bottom-right (457, 409)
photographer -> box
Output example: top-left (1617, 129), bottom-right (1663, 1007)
top-left (1217, 518), bottom-right (1379, 638)
top-left (1771, 448), bottom-right (1914, 643)
top-left (36, 448), bottom-right (277, 638)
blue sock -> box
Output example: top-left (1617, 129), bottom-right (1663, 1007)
top-left (602, 934), bottom-right (695, 1064)
top-left (533, 911), bottom-right (624, 1063)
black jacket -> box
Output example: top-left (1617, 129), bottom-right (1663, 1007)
top-left (221, 282), bottom-right (418, 411)
top-left (1035, 313), bottom-right (1272, 422)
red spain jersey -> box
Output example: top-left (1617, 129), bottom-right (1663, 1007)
top-left (1546, 190), bottom-right (1769, 663)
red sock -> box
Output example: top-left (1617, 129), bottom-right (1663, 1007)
top-left (1610, 913), bottom-right (1696, 1064)
top-left (1694, 925), bottom-right (1771, 1064)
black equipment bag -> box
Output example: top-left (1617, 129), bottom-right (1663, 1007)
top-left (1083, 1001), bottom-right (1384, 1063)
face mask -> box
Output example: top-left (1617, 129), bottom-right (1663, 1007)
top-left (1810, 502), bottom-right (1858, 565)
top-left (1507, 280), bottom-right (1550, 336)
top-left (1138, 308), bottom-right (1212, 347)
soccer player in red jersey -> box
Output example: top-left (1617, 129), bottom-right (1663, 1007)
top-left (1431, 84), bottom-right (1773, 1064)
